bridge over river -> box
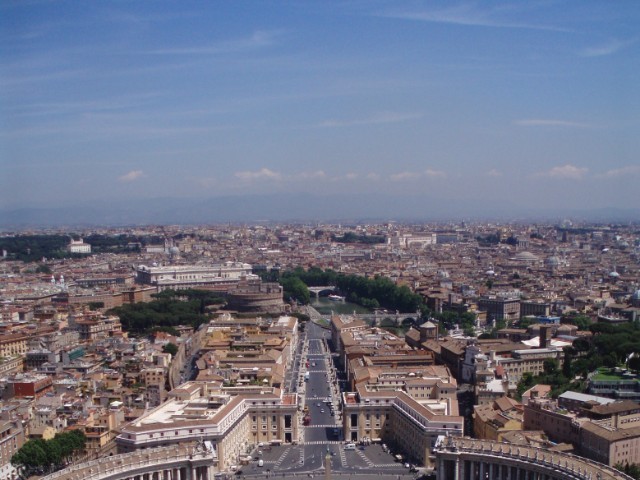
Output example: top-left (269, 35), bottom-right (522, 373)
top-left (305, 304), bottom-right (421, 327)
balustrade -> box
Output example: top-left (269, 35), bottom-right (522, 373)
top-left (41, 442), bottom-right (217, 480)
top-left (436, 437), bottom-right (632, 480)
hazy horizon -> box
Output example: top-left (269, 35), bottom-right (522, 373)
top-left (2, 1), bottom-right (639, 218)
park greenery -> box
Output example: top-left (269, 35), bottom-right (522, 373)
top-left (274, 267), bottom-right (427, 314)
top-left (107, 289), bottom-right (224, 335)
top-left (331, 232), bottom-right (386, 244)
top-left (0, 233), bottom-right (166, 262)
top-left (11, 430), bottom-right (86, 477)
top-left (431, 310), bottom-right (478, 336)
top-left (615, 462), bottom-right (640, 480)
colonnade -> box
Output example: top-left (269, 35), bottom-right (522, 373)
top-left (438, 457), bottom-right (580, 480)
top-left (41, 443), bottom-right (218, 480)
top-left (121, 465), bottom-right (214, 480)
top-left (435, 438), bottom-right (632, 480)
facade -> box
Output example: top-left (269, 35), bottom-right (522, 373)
top-left (68, 238), bottom-right (91, 254)
top-left (225, 281), bottom-right (284, 313)
top-left (520, 301), bottom-right (551, 318)
top-left (70, 314), bottom-right (123, 342)
top-left (6, 374), bottom-right (53, 399)
top-left (135, 262), bottom-right (257, 292)
top-left (0, 412), bottom-right (25, 474)
top-left (478, 296), bottom-right (521, 322)
top-left (0, 335), bottom-right (28, 358)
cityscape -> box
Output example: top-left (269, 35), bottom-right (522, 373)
top-left (2, 1), bottom-right (640, 480)
top-left (0, 222), bottom-right (639, 480)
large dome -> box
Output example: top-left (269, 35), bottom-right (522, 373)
top-left (545, 256), bottom-right (560, 267)
top-left (514, 251), bottom-right (539, 263)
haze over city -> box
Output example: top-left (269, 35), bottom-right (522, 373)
top-left (1, 1), bottom-right (639, 225)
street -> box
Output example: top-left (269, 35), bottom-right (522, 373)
top-left (240, 320), bottom-right (417, 478)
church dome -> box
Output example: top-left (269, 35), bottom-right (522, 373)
top-left (545, 256), bottom-right (560, 267)
top-left (514, 251), bottom-right (539, 263)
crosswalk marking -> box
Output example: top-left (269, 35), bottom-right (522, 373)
top-left (273, 446), bottom-right (291, 468)
top-left (356, 449), bottom-right (374, 467)
top-left (299, 440), bottom-right (343, 445)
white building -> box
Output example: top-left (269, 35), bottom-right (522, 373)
top-left (135, 261), bottom-right (257, 291)
top-left (68, 238), bottom-right (91, 254)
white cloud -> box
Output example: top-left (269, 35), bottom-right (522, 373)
top-left (390, 171), bottom-right (420, 181)
top-left (581, 38), bottom-right (633, 57)
top-left (389, 169), bottom-right (446, 181)
top-left (515, 119), bottom-right (592, 128)
top-left (318, 112), bottom-right (423, 128)
top-left (424, 168), bottom-right (446, 178)
top-left (118, 170), bottom-right (144, 182)
top-left (365, 173), bottom-right (381, 181)
top-left (235, 168), bottom-right (282, 181)
top-left (294, 170), bottom-right (326, 180)
top-left (144, 30), bottom-right (281, 55)
top-left (535, 164), bottom-right (588, 180)
top-left (376, 4), bottom-right (567, 32)
top-left (597, 166), bottom-right (640, 178)
top-left (486, 169), bottom-right (503, 177)
top-left (332, 172), bottom-right (360, 182)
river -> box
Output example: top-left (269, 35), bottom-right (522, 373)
top-left (310, 297), bottom-right (371, 315)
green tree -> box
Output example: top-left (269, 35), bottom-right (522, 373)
top-left (570, 315), bottom-right (592, 331)
top-left (628, 355), bottom-right (640, 373)
top-left (543, 358), bottom-right (559, 375)
top-left (162, 343), bottom-right (179, 356)
top-left (36, 264), bottom-right (52, 274)
top-left (281, 277), bottom-right (310, 304)
top-left (516, 372), bottom-right (535, 398)
top-left (562, 346), bottom-right (575, 378)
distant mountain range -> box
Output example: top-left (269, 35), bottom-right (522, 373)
top-left (1, 193), bottom-right (639, 228)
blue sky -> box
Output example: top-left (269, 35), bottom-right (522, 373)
top-left (1, 1), bottom-right (639, 213)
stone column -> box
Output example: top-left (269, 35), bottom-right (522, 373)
top-left (479, 461), bottom-right (485, 480)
